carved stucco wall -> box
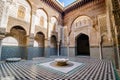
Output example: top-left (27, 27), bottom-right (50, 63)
top-left (0, 1), bottom-right (5, 27)
top-left (49, 17), bottom-right (58, 39)
top-left (69, 16), bottom-right (96, 47)
top-left (35, 25), bottom-right (47, 39)
top-left (64, 0), bottom-right (106, 47)
top-left (1, 0), bottom-right (63, 43)
top-left (33, 9), bottom-right (48, 39)
top-left (7, 16), bottom-right (30, 35)
top-left (29, 0), bottom-right (62, 38)
top-left (8, 0), bottom-right (31, 23)
top-left (98, 14), bottom-right (112, 46)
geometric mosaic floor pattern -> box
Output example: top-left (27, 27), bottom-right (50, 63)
top-left (0, 57), bottom-right (116, 80)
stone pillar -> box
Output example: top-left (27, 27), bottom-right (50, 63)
top-left (57, 42), bottom-right (60, 56)
top-left (27, 9), bottom-right (36, 46)
top-left (44, 39), bottom-right (50, 57)
top-left (27, 34), bottom-right (34, 46)
top-left (44, 15), bottom-right (50, 57)
top-left (0, 27), bottom-right (5, 60)
top-left (0, 39), bottom-right (2, 60)
top-left (105, 0), bottom-right (120, 69)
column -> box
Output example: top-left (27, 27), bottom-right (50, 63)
top-left (28, 9), bottom-right (36, 47)
top-left (44, 38), bottom-right (50, 57)
top-left (67, 37), bottom-right (69, 57)
top-left (0, 39), bottom-right (2, 60)
top-left (106, 0), bottom-right (120, 69)
top-left (57, 42), bottom-right (59, 56)
top-left (44, 16), bottom-right (50, 57)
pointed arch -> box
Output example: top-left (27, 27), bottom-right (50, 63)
top-left (69, 15), bottom-right (93, 36)
top-left (35, 31), bottom-right (45, 47)
top-left (75, 33), bottom-right (90, 56)
top-left (10, 26), bottom-right (27, 46)
top-left (10, 26), bottom-right (26, 33)
top-left (50, 35), bottom-right (57, 56)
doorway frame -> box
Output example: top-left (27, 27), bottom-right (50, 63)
top-left (75, 33), bottom-right (90, 56)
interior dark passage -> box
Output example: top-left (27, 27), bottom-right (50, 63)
top-left (76, 34), bottom-right (90, 56)
top-left (50, 35), bottom-right (57, 55)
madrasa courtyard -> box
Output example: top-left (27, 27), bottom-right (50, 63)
top-left (0, 0), bottom-right (120, 80)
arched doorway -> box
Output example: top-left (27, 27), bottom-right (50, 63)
top-left (50, 35), bottom-right (57, 56)
top-left (76, 34), bottom-right (90, 56)
top-left (35, 32), bottom-right (45, 47)
top-left (1, 37), bottom-right (19, 60)
top-left (34, 32), bottom-right (45, 57)
top-left (10, 26), bottom-right (27, 46)
top-left (9, 26), bottom-right (27, 59)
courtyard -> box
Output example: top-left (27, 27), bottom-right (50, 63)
top-left (0, 0), bottom-right (120, 80)
top-left (0, 57), bottom-right (117, 80)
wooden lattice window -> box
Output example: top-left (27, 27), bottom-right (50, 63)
top-left (17, 6), bottom-right (26, 19)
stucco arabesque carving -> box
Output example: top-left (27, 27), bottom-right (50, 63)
top-left (6, 0), bottom-right (16, 13)
top-left (6, 0), bottom-right (13, 4)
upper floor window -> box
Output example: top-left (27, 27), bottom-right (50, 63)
top-left (17, 6), bottom-right (26, 19)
